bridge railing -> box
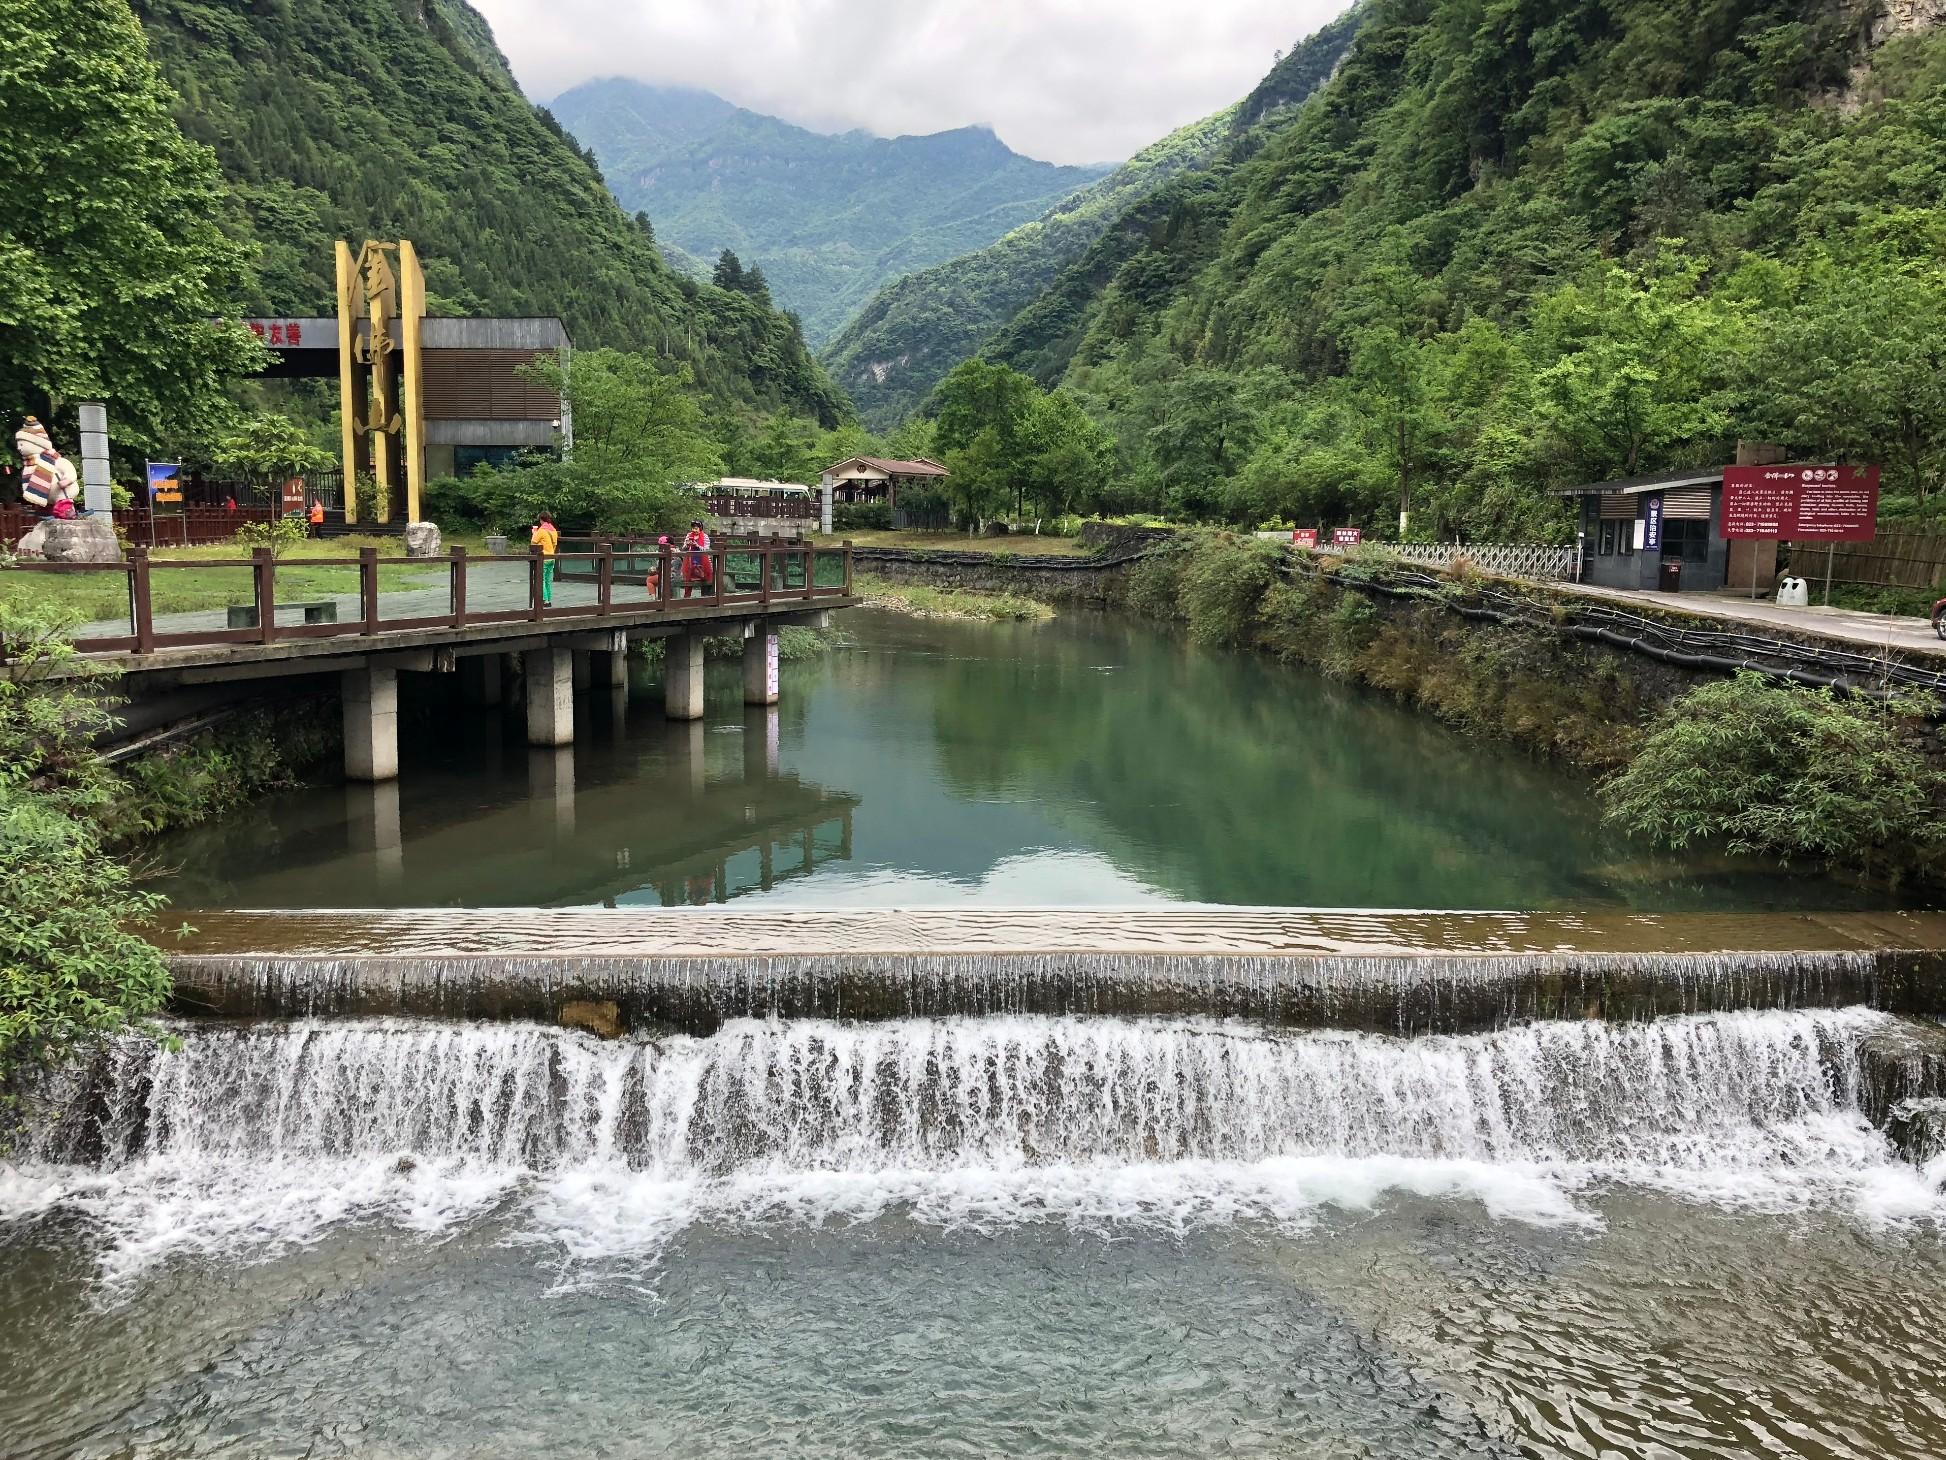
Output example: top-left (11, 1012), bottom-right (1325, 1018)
top-left (0, 540), bottom-right (855, 657)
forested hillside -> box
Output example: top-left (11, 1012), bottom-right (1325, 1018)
top-left (132, 0), bottom-right (848, 424)
top-left (981, 0), bottom-right (1946, 539)
top-left (824, 10), bottom-right (1363, 428)
top-left (551, 79), bottom-right (1108, 346)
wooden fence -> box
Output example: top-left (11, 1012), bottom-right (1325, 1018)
top-left (2, 505), bottom-right (279, 549)
top-left (1785, 530), bottom-right (1946, 591)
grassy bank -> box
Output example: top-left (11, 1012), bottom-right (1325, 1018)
top-left (630, 624), bottom-right (847, 665)
top-left (854, 574), bottom-right (1054, 623)
top-left (814, 529), bottom-right (1091, 557)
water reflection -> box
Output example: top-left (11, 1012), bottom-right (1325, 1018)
top-left (148, 610), bottom-right (1894, 911)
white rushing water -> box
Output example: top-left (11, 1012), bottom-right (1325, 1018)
top-left (5, 1008), bottom-right (1939, 1280)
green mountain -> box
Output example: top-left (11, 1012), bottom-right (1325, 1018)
top-left (821, 10), bottom-right (1364, 427)
top-left (130, 0), bottom-right (849, 425)
top-left (548, 79), bottom-right (1112, 347)
top-left (974, 0), bottom-right (1946, 535)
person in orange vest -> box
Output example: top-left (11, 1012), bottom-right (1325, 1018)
top-left (531, 511), bottom-right (560, 605)
top-left (308, 495), bottom-right (325, 536)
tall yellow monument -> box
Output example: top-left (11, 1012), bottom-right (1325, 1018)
top-left (334, 239), bottom-right (427, 523)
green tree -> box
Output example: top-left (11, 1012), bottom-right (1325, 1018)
top-left (931, 359), bottom-right (1039, 456)
top-left (1522, 252), bottom-right (1737, 482)
top-left (749, 410), bottom-right (820, 483)
top-left (942, 427), bottom-right (1010, 530)
top-left (712, 249), bottom-right (747, 292)
top-left (1019, 390), bottom-right (1114, 521)
top-left (0, 0), bottom-right (265, 450)
top-left (210, 413), bottom-right (335, 484)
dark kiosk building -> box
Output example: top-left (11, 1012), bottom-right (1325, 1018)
top-left (1558, 468), bottom-right (1730, 593)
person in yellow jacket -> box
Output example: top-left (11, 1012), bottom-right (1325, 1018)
top-left (531, 512), bottom-right (560, 605)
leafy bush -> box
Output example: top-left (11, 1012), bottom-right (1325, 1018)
top-left (1177, 531), bottom-right (1282, 648)
top-left (833, 503), bottom-right (891, 531)
top-left (0, 608), bottom-right (169, 1096)
top-left (1599, 674), bottom-right (1944, 878)
top-left (233, 515), bottom-right (308, 558)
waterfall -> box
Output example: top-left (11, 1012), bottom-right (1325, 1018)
top-left (8, 1008), bottom-right (1938, 1277)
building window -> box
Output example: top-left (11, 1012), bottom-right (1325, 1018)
top-left (1619, 520), bottom-right (1634, 555)
top-left (455, 445), bottom-right (524, 475)
top-left (1661, 518), bottom-right (1710, 563)
top-left (1598, 521), bottom-right (1615, 555)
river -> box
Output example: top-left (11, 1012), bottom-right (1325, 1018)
top-left (7, 607), bottom-right (1945, 1458)
top-left (149, 608), bottom-right (1880, 910)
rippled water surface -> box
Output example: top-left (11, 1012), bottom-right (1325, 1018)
top-left (6, 1205), bottom-right (1946, 1458)
top-left (147, 609), bottom-right (1887, 910)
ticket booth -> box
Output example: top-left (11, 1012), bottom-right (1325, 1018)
top-left (1559, 469), bottom-right (1729, 593)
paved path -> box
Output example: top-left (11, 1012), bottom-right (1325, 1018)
top-left (1552, 581), bottom-right (1945, 658)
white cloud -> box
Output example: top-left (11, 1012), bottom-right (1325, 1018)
top-left (471, 0), bottom-right (1352, 164)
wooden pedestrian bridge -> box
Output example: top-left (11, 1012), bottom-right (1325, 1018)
top-left (3, 537), bottom-right (860, 781)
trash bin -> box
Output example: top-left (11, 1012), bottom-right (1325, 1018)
top-left (1658, 560), bottom-right (1682, 592)
top-left (1775, 576), bottom-right (1809, 608)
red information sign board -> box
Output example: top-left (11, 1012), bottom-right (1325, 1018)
top-left (1291, 528), bottom-right (1319, 549)
top-left (1331, 527), bottom-right (1363, 547)
top-left (1721, 465), bottom-right (1878, 542)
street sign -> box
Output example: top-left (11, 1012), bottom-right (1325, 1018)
top-left (1291, 528), bottom-right (1319, 548)
top-left (145, 461), bottom-right (182, 506)
top-left (1721, 465), bottom-right (1878, 541)
top-left (1331, 527), bottom-right (1363, 547)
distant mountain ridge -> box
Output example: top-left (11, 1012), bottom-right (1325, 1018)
top-left (549, 79), bottom-right (1111, 345)
top-left (820, 9), bottom-right (1364, 426)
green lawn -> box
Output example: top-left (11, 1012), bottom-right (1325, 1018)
top-left (1, 537), bottom-right (446, 625)
top-left (854, 574), bottom-right (1054, 622)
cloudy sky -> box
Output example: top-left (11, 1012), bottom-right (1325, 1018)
top-left (472, 0), bottom-right (1352, 164)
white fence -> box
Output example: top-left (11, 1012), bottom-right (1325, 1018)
top-left (1254, 533), bottom-right (1577, 582)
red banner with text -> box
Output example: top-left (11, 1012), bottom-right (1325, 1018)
top-left (1721, 465), bottom-right (1879, 542)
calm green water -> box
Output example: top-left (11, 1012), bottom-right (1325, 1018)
top-left (151, 608), bottom-right (1873, 910)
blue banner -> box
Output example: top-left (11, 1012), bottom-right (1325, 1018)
top-left (1643, 492), bottom-right (1663, 552)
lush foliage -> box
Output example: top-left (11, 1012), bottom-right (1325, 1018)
top-left (1599, 674), bottom-right (1943, 875)
top-left (929, 361), bottom-right (1116, 528)
top-left (130, 0), bottom-right (848, 425)
top-left (902, 2), bottom-right (1946, 540)
top-left (0, 608), bottom-right (169, 1091)
top-left (211, 413), bottom-right (336, 483)
top-left (434, 349), bottom-right (720, 532)
top-left (0, 0), bottom-right (265, 455)
top-left (822, 12), bottom-right (1362, 427)
top-left (551, 79), bottom-right (1107, 347)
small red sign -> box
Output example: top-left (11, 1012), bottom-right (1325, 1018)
top-left (1722, 465), bottom-right (1879, 542)
top-left (281, 477), bottom-right (306, 514)
top-left (1291, 528), bottom-right (1319, 548)
top-left (1331, 527), bottom-right (1363, 547)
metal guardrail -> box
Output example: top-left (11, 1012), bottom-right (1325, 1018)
top-left (1, 540), bottom-right (855, 657)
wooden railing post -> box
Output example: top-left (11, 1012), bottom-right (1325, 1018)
top-left (843, 540), bottom-right (854, 597)
top-left (360, 546), bottom-right (379, 634)
top-left (658, 543), bottom-right (672, 610)
top-left (713, 548), bottom-right (725, 606)
top-left (253, 547), bottom-right (277, 644)
top-left (803, 544), bottom-right (814, 601)
top-left (759, 544), bottom-right (773, 607)
top-left (128, 547), bottom-right (155, 653)
top-left (530, 546), bottom-right (544, 621)
top-left (598, 540), bottom-right (613, 615)
top-left (450, 545), bottom-right (467, 627)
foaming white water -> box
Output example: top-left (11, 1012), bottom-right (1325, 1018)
top-left (4, 1008), bottom-right (1936, 1277)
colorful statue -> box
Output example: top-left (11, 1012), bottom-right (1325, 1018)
top-left (15, 416), bottom-right (79, 514)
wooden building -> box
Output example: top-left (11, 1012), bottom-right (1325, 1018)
top-left (819, 455), bottom-right (949, 508)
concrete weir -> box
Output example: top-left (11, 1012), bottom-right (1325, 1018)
top-left (165, 908), bottom-right (1946, 1036)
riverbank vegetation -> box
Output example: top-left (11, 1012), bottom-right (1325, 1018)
top-left (0, 611), bottom-right (170, 1104)
top-left (1599, 675), bottom-right (1944, 880)
top-left (854, 576), bottom-right (1054, 623)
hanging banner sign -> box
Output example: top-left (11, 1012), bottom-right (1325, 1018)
top-left (1291, 528), bottom-right (1319, 549)
top-left (146, 461), bottom-right (182, 507)
top-left (1642, 493), bottom-right (1663, 552)
top-left (1331, 527), bottom-right (1363, 547)
top-left (1721, 465), bottom-right (1879, 542)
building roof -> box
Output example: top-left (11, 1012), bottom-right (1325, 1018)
top-left (1553, 467), bottom-right (1725, 497)
top-left (824, 455), bottom-right (950, 478)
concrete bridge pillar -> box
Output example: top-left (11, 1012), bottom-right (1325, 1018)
top-left (599, 648), bottom-right (630, 688)
top-left (665, 631), bottom-right (706, 721)
top-left (525, 647), bottom-right (574, 746)
top-left (743, 624), bottom-right (779, 706)
top-left (342, 665), bottom-right (399, 781)
top-left (460, 654), bottom-right (502, 706)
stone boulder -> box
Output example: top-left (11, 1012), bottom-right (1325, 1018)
top-left (1854, 1017), bottom-right (1946, 1127)
top-left (403, 521), bottom-right (443, 559)
top-left (559, 999), bottom-right (625, 1040)
top-left (1885, 1098), bottom-right (1946, 1168)
top-left (31, 516), bottom-right (122, 564)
